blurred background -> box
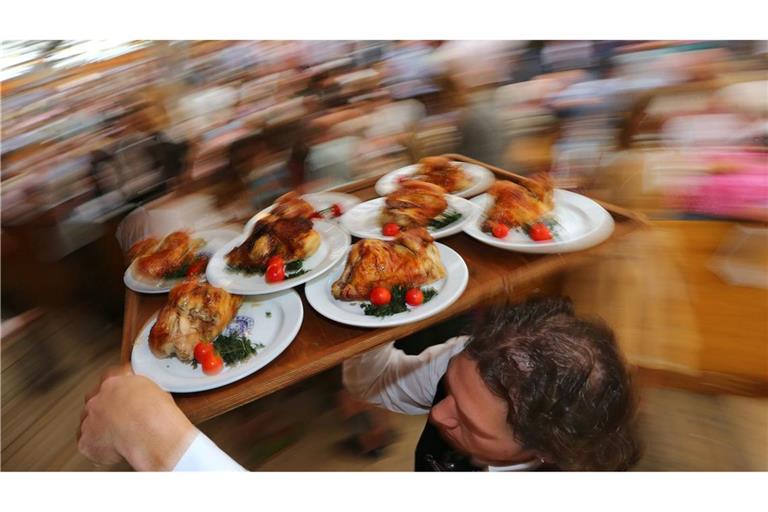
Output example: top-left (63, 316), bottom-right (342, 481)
top-left (1, 40), bottom-right (767, 471)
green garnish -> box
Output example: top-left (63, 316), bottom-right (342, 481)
top-left (227, 259), bottom-right (308, 278)
top-left (286, 259), bottom-right (304, 272)
top-left (422, 288), bottom-right (438, 303)
top-left (265, 311), bottom-right (272, 318)
top-left (163, 260), bottom-right (192, 279)
top-left (213, 332), bottom-right (265, 366)
top-left (360, 286), bottom-right (439, 317)
top-left (429, 209), bottom-right (463, 230)
top-left (285, 259), bottom-right (309, 279)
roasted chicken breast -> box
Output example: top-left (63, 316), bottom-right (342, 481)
top-left (414, 156), bottom-right (472, 193)
top-left (149, 280), bottom-right (242, 361)
top-left (134, 231), bottom-right (204, 279)
top-left (482, 173), bottom-right (554, 231)
top-left (380, 180), bottom-right (448, 229)
top-left (332, 228), bottom-right (446, 301)
top-left (227, 192), bottom-right (321, 272)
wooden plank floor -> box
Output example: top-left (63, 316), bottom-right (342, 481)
top-left (2, 221), bottom-right (766, 471)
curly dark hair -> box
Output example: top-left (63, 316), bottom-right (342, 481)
top-left (464, 297), bottom-right (642, 471)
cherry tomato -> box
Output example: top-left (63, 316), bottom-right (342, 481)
top-left (310, 211), bottom-right (323, 220)
top-left (492, 223), bottom-right (510, 239)
top-left (265, 264), bottom-right (286, 283)
top-left (266, 256), bottom-right (285, 269)
top-left (331, 203), bottom-right (343, 217)
top-left (370, 287), bottom-right (392, 306)
top-left (202, 353), bottom-right (224, 375)
top-left (528, 223), bottom-right (553, 242)
top-left (405, 288), bottom-right (424, 306)
top-left (382, 223), bottom-right (401, 237)
top-left (186, 256), bottom-right (209, 277)
top-left (194, 342), bottom-right (214, 363)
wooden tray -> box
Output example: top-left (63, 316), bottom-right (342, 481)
top-left (120, 154), bottom-right (648, 424)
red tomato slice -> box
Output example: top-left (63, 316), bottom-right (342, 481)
top-left (370, 287), bottom-right (392, 306)
top-left (405, 288), bottom-right (424, 306)
top-left (265, 264), bottom-right (286, 283)
top-left (382, 223), bottom-right (401, 237)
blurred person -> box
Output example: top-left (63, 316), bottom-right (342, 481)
top-left (77, 297), bottom-right (641, 471)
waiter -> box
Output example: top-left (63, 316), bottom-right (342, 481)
top-left (77, 297), bottom-right (641, 471)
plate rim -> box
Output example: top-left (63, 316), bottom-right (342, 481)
top-left (462, 189), bottom-right (616, 253)
top-left (304, 242), bottom-right (469, 328)
top-left (373, 161), bottom-right (495, 198)
top-left (130, 289), bottom-right (303, 393)
top-left (205, 219), bottom-right (351, 295)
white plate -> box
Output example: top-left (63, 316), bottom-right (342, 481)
top-left (123, 229), bottom-right (241, 294)
top-left (244, 192), bottom-right (361, 234)
top-left (131, 290), bottom-right (303, 393)
top-left (340, 195), bottom-right (480, 240)
top-left (463, 189), bottom-right (615, 254)
top-left (374, 162), bottom-right (495, 198)
top-left (206, 220), bottom-right (350, 295)
top-left (304, 243), bottom-right (468, 328)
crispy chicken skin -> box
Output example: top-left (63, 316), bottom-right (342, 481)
top-left (149, 280), bottom-right (242, 361)
top-left (134, 231), bottom-right (204, 279)
top-left (227, 194), bottom-right (321, 272)
top-left (331, 228), bottom-right (446, 301)
top-left (414, 156), bottom-right (472, 193)
top-left (482, 173), bottom-right (554, 231)
top-left (271, 191), bottom-right (317, 220)
top-left (380, 180), bottom-right (448, 229)
top-left (128, 237), bottom-right (159, 262)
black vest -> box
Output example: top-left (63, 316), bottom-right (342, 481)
top-left (414, 375), bottom-right (484, 472)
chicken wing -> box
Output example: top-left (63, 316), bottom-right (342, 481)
top-left (332, 228), bottom-right (446, 301)
top-left (149, 280), bottom-right (243, 361)
top-left (482, 173), bottom-right (554, 231)
top-left (135, 231), bottom-right (204, 279)
top-left (414, 156), bottom-right (472, 193)
top-left (380, 180), bottom-right (448, 229)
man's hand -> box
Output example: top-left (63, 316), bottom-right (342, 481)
top-left (77, 364), bottom-right (198, 471)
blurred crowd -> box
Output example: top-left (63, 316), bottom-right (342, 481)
top-left (2, 40), bottom-right (767, 315)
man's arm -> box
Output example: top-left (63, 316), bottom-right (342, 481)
top-left (78, 364), bottom-right (245, 471)
top-left (342, 336), bottom-right (468, 415)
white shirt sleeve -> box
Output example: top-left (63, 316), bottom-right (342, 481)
top-left (342, 336), bottom-right (469, 415)
top-left (173, 431), bottom-right (247, 472)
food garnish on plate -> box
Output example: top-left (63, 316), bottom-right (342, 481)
top-left (332, 228), bottom-right (445, 316)
top-left (482, 173), bottom-right (557, 242)
top-left (379, 180), bottom-right (463, 237)
top-left (408, 156), bottom-right (472, 193)
top-left (129, 231), bottom-right (208, 280)
top-left (227, 192), bottom-right (320, 281)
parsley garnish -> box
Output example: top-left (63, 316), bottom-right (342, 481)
top-left (213, 332), bottom-right (265, 366)
top-left (360, 286), bottom-right (439, 317)
top-left (429, 209), bottom-right (463, 230)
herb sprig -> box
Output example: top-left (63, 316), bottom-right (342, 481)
top-left (212, 332), bottom-right (265, 366)
top-left (360, 286), bottom-right (439, 317)
top-left (429, 209), bottom-right (463, 230)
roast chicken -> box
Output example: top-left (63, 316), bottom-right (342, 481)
top-left (132, 231), bottom-right (204, 279)
top-left (226, 193), bottom-right (321, 272)
top-left (149, 280), bottom-right (242, 361)
top-left (380, 180), bottom-right (448, 229)
top-left (332, 228), bottom-right (446, 301)
top-left (413, 156), bottom-right (472, 193)
top-left (482, 173), bottom-right (554, 231)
